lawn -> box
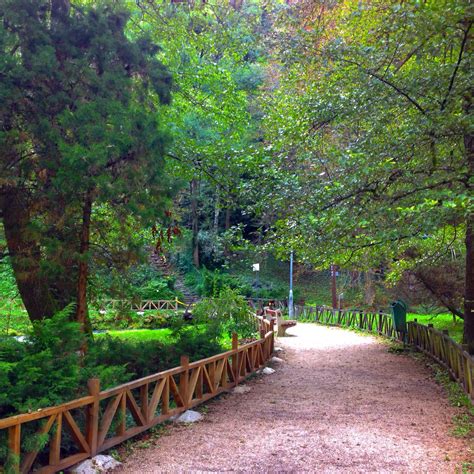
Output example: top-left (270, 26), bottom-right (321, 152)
top-left (407, 313), bottom-right (464, 343)
top-left (96, 328), bottom-right (174, 343)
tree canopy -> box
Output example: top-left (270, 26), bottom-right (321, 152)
top-left (0, 0), bottom-right (473, 350)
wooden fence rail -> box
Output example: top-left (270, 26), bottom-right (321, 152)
top-left (294, 305), bottom-right (396, 338)
top-left (408, 322), bottom-right (474, 400)
top-left (0, 317), bottom-right (274, 473)
top-left (294, 305), bottom-right (474, 401)
top-left (96, 299), bottom-right (185, 311)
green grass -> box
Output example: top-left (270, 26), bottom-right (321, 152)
top-left (96, 327), bottom-right (233, 349)
top-left (407, 312), bottom-right (463, 343)
top-left (96, 328), bottom-right (174, 343)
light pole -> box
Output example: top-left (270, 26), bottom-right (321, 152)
top-left (289, 250), bottom-right (294, 318)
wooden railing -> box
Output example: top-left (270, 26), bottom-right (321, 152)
top-left (294, 305), bottom-right (396, 338)
top-left (0, 317), bottom-right (274, 473)
top-left (294, 305), bottom-right (474, 401)
top-left (96, 299), bottom-right (186, 312)
top-left (408, 322), bottom-right (474, 400)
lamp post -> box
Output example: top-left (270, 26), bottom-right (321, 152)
top-left (289, 250), bottom-right (294, 318)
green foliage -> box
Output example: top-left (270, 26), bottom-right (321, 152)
top-left (185, 266), bottom-right (290, 299)
top-left (0, 0), bottom-right (173, 323)
top-left (254, 0), bottom-right (472, 282)
top-left (136, 278), bottom-right (177, 301)
top-left (192, 288), bottom-right (257, 339)
top-left (0, 307), bottom-right (234, 425)
top-left (0, 307), bottom-right (84, 415)
top-left (0, 258), bottom-right (17, 300)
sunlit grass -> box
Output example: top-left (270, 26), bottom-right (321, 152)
top-left (407, 312), bottom-right (463, 343)
top-left (96, 328), bottom-right (174, 343)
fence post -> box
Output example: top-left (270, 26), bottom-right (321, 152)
top-left (270, 318), bottom-right (275, 355)
top-left (87, 378), bottom-right (100, 456)
top-left (180, 356), bottom-right (190, 409)
top-left (232, 332), bottom-right (239, 386)
top-left (8, 424), bottom-right (21, 474)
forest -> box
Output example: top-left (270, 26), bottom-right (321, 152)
top-left (0, 0), bottom-right (472, 470)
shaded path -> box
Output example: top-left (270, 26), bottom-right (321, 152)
top-left (117, 324), bottom-right (471, 473)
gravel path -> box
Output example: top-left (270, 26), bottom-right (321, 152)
top-left (117, 323), bottom-right (472, 473)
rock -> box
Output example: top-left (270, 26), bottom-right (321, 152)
top-left (262, 367), bottom-right (275, 375)
top-left (233, 385), bottom-right (251, 394)
top-left (274, 347), bottom-right (284, 353)
top-left (69, 455), bottom-right (121, 473)
top-left (270, 356), bottom-right (284, 363)
top-left (176, 410), bottom-right (203, 423)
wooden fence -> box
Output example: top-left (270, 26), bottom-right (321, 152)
top-left (294, 305), bottom-right (396, 338)
top-left (408, 322), bottom-right (474, 400)
top-left (0, 317), bottom-right (275, 473)
top-left (97, 299), bottom-right (185, 312)
top-left (294, 305), bottom-right (474, 401)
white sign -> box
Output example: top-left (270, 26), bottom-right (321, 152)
top-left (252, 263), bottom-right (260, 272)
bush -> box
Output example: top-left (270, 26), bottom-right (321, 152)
top-left (90, 308), bottom-right (179, 331)
top-left (192, 288), bottom-right (257, 339)
top-left (186, 268), bottom-right (253, 297)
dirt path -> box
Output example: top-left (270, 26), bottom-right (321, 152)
top-left (117, 324), bottom-right (472, 473)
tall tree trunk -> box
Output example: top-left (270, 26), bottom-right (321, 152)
top-left (2, 190), bottom-right (58, 321)
top-left (76, 192), bottom-right (93, 336)
top-left (213, 187), bottom-right (220, 234)
top-left (364, 270), bottom-right (375, 308)
top-left (465, 215), bottom-right (474, 352)
top-left (463, 92), bottom-right (474, 352)
top-left (463, 21), bottom-right (473, 352)
top-left (191, 179), bottom-right (200, 268)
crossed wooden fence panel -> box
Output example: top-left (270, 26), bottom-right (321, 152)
top-left (0, 317), bottom-right (274, 473)
top-left (97, 299), bottom-right (181, 311)
top-left (294, 305), bottom-right (395, 338)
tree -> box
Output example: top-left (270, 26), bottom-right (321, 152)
top-left (257, 1), bottom-right (474, 349)
top-left (130, 1), bottom-right (268, 266)
top-left (0, 0), bottom-right (172, 330)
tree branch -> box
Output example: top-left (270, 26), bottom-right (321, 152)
top-left (440, 22), bottom-right (472, 111)
top-left (339, 57), bottom-right (427, 115)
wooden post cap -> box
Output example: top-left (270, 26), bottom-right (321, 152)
top-left (87, 378), bottom-right (100, 395)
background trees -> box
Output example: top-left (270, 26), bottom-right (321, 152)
top-left (257, 0), bottom-right (473, 348)
top-left (0, 0), bottom-right (471, 348)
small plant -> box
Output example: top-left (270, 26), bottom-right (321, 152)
top-left (192, 288), bottom-right (257, 340)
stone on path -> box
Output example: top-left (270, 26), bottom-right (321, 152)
top-left (176, 410), bottom-right (203, 423)
top-left (262, 367), bottom-right (275, 375)
top-left (233, 385), bottom-right (251, 394)
top-left (270, 356), bottom-right (284, 363)
top-left (69, 455), bottom-right (121, 473)
top-left (274, 347), bottom-right (284, 353)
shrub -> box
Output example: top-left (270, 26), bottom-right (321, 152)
top-left (192, 288), bottom-right (257, 339)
